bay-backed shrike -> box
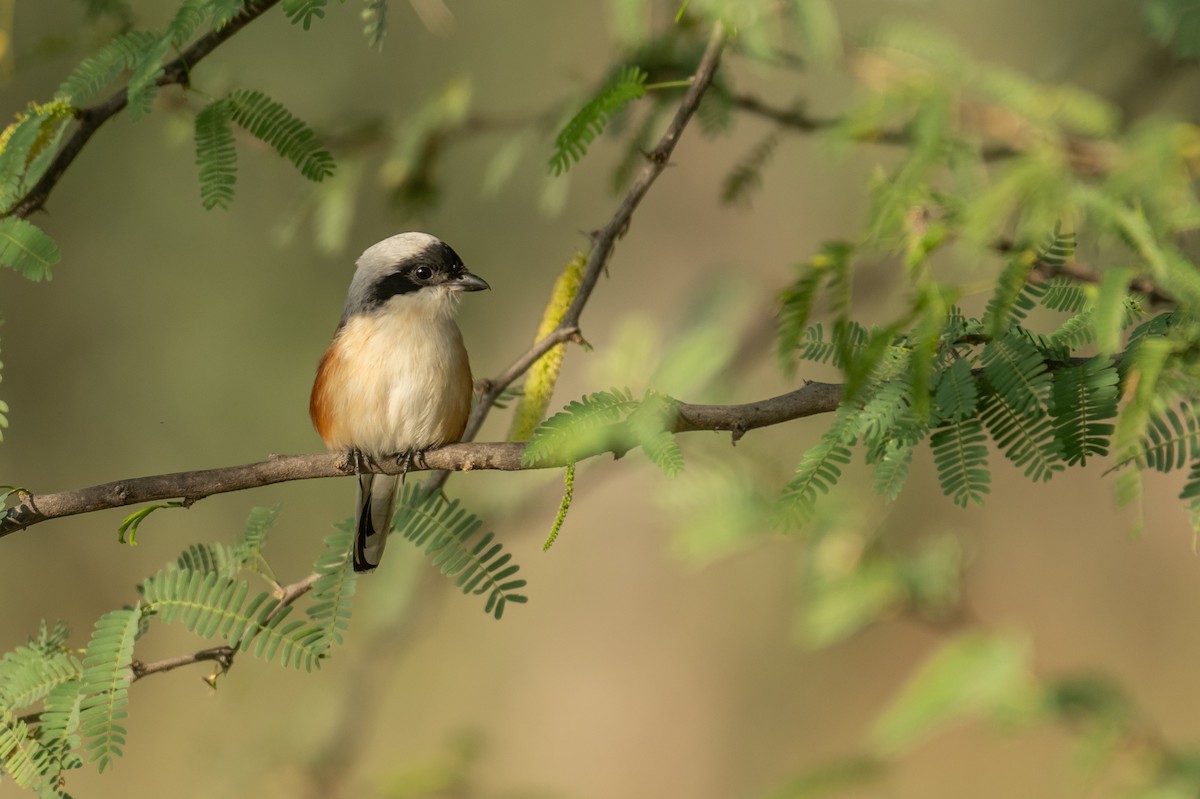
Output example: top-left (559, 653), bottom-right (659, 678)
top-left (309, 232), bottom-right (490, 572)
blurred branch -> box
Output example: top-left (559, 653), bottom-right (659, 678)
top-left (727, 92), bottom-right (1120, 170)
top-left (0, 379), bottom-right (843, 535)
top-left (4, 0), bottom-right (282, 219)
top-left (303, 569), bottom-right (442, 799)
top-left (996, 238), bottom-right (1176, 306)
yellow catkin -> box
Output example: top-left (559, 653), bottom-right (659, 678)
top-left (0, 99), bottom-right (73, 161)
top-left (508, 252), bottom-right (586, 441)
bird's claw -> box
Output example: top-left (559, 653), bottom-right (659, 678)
top-left (396, 449), bottom-right (416, 485)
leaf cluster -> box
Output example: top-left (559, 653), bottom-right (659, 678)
top-left (391, 485), bottom-right (528, 620)
top-left (0, 0), bottom-right (355, 276)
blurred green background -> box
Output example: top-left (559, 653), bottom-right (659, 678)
top-left (3, 1), bottom-right (1200, 797)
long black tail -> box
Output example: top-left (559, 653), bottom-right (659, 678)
top-left (352, 472), bottom-right (399, 572)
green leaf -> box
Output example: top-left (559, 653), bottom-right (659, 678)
top-left (305, 528), bottom-right (357, 652)
top-left (164, 0), bottom-right (215, 48)
top-left (209, 0), bottom-right (245, 27)
top-left (979, 388), bottom-right (1063, 482)
top-left (227, 89), bottom-right (336, 183)
top-left (787, 0), bottom-right (842, 67)
top-left (74, 0), bottom-right (133, 22)
top-left (980, 331), bottom-right (1051, 416)
top-left (0, 218), bottom-right (60, 281)
top-left (549, 66), bottom-right (647, 175)
top-left (194, 99), bottom-right (237, 209)
top-left (117, 501), bottom-right (183, 545)
top-left (871, 441), bottom-right (914, 502)
top-left (1093, 267), bottom-right (1134, 356)
top-left (1050, 356), bottom-right (1119, 467)
top-left (282, 0), bottom-right (328, 28)
top-left (0, 709), bottom-right (42, 787)
top-left (1041, 305), bottom-right (1096, 350)
top-left (1139, 404), bottom-right (1200, 473)
top-left (522, 388), bottom-right (638, 466)
top-left (37, 678), bottom-right (85, 788)
top-left (0, 103), bottom-right (72, 209)
top-left (776, 243), bottom-right (854, 374)
top-left (872, 631), bottom-right (1035, 754)
top-left (140, 569), bottom-right (326, 670)
top-left (56, 30), bottom-right (159, 103)
top-left (391, 485), bottom-right (528, 619)
top-left (778, 406), bottom-right (857, 523)
top-left (170, 506), bottom-right (280, 585)
top-left (0, 634), bottom-right (82, 709)
top-left (930, 416), bottom-right (989, 507)
top-left (628, 392), bottom-right (684, 477)
top-left (933, 357), bottom-right (978, 422)
top-left (363, 0), bottom-right (388, 47)
top-left (1038, 276), bottom-right (1087, 313)
top-left (802, 559), bottom-right (902, 648)
top-left (232, 504), bottom-right (280, 567)
top-left (125, 36), bottom-right (171, 121)
top-left (721, 129), bottom-right (781, 206)
top-left (857, 372), bottom-right (921, 457)
top-left (1145, 0), bottom-right (1200, 58)
top-left (982, 251), bottom-right (1036, 338)
top-left (78, 607), bottom-right (141, 772)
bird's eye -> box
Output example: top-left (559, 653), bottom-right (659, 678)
top-left (414, 265), bottom-right (433, 281)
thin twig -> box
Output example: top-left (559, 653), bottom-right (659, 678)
top-left (128, 569), bottom-right (324, 685)
top-left (131, 646), bottom-right (234, 682)
top-left (995, 238), bottom-right (1175, 307)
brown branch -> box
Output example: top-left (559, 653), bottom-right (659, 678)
top-left (727, 92), bottom-right (1124, 169)
top-left (4, 0), bottom-right (283, 219)
top-left (0, 381), bottom-right (842, 536)
top-left (131, 646), bottom-right (234, 682)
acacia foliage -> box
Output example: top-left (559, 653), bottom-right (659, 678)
top-left (1, 0), bottom-right (1200, 795)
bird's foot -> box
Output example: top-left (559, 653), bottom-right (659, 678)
top-left (346, 447), bottom-right (366, 475)
top-left (396, 449), bottom-right (416, 485)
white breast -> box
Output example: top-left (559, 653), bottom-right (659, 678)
top-left (316, 291), bottom-right (473, 455)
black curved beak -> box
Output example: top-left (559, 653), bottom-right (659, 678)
top-left (450, 270), bottom-right (491, 292)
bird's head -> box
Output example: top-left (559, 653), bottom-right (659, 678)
top-left (343, 232), bottom-right (490, 321)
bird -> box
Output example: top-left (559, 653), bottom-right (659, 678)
top-left (309, 232), bottom-right (490, 573)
